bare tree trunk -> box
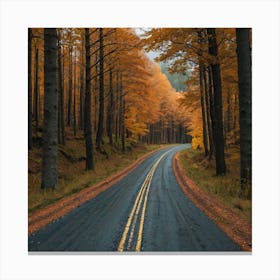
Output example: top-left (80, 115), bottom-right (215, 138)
top-left (207, 28), bottom-right (226, 175)
top-left (41, 28), bottom-right (58, 190)
top-left (94, 53), bottom-right (99, 135)
top-left (67, 46), bottom-right (72, 126)
top-left (107, 68), bottom-right (114, 145)
top-left (115, 71), bottom-right (120, 143)
top-left (79, 40), bottom-right (85, 131)
top-left (73, 50), bottom-right (77, 136)
top-left (199, 63), bottom-right (209, 155)
top-left (57, 46), bottom-right (61, 145)
top-left (28, 29), bottom-right (33, 149)
top-left (236, 28), bottom-right (252, 197)
top-left (120, 73), bottom-right (125, 153)
top-left (61, 45), bottom-right (65, 145)
top-left (33, 48), bottom-right (39, 139)
top-left (59, 46), bottom-right (66, 145)
top-left (84, 28), bottom-right (94, 170)
top-left (96, 28), bottom-right (104, 150)
top-left (204, 67), bottom-right (214, 159)
top-left (197, 31), bottom-right (209, 156)
top-left (227, 88), bottom-right (231, 134)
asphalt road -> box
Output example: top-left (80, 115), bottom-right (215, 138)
top-left (28, 144), bottom-right (240, 252)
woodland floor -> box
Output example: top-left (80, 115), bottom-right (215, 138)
top-left (178, 146), bottom-right (252, 223)
top-left (28, 128), bottom-right (162, 215)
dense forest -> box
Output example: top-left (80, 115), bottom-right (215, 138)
top-left (28, 28), bottom-right (251, 202)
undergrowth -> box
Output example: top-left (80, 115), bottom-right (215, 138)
top-left (179, 146), bottom-right (252, 223)
top-left (28, 129), bottom-right (162, 215)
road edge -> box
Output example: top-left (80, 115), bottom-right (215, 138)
top-left (28, 146), bottom-right (166, 235)
top-left (172, 152), bottom-right (252, 252)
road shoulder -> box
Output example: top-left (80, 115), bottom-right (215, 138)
top-left (28, 147), bottom-right (165, 234)
top-left (173, 152), bottom-right (252, 251)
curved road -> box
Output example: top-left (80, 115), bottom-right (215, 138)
top-left (29, 144), bottom-right (240, 252)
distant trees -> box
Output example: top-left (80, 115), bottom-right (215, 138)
top-left (41, 28), bottom-right (58, 190)
top-left (143, 27), bottom-right (251, 191)
top-left (236, 28), bottom-right (252, 197)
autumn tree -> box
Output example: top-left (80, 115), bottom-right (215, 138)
top-left (236, 28), bottom-right (252, 197)
top-left (84, 28), bottom-right (94, 170)
top-left (96, 28), bottom-right (105, 150)
top-left (41, 28), bottom-right (58, 190)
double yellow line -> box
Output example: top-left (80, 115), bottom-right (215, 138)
top-left (117, 148), bottom-right (175, 252)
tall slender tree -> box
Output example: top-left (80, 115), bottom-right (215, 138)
top-left (57, 33), bottom-right (65, 145)
top-left (84, 28), bottom-right (94, 170)
top-left (236, 28), bottom-right (252, 197)
top-left (41, 28), bottom-right (58, 190)
top-left (207, 28), bottom-right (226, 175)
top-left (33, 48), bottom-right (39, 138)
top-left (96, 28), bottom-right (104, 150)
top-left (67, 45), bottom-right (73, 126)
top-left (197, 30), bottom-right (209, 156)
top-left (73, 48), bottom-right (77, 136)
top-left (107, 68), bottom-right (114, 145)
top-left (28, 28), bottom-right (33, 150)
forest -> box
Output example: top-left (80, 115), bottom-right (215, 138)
top-left (28, 28), bottom-right (251, 216)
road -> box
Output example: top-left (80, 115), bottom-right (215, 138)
top-left (28, 144), bottom-right (240, 252)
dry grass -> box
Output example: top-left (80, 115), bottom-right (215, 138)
top-left (179, 146), bottom-right (252, 223)
top-left (28, 130), bottom-right (162, 215)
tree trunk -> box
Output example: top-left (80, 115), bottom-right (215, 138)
top-left (107, 68), bottom-right (114, 145)
top-left (73, 50), bottom-right (77, 136)
top-left (120, 73), bottom-right (125, 153)
top-left (57, 46), bottom-right (61, 145)
top-left (34, 48), bottom-right (39, 138)
top-left (60, 45), bottom-right (65, 145)
top-left (115, 71), bottom-right (120, 143)
top-left (79, 40), bottom-right (85, 131)
top-left (28, 29), bottom-right (33, 149)
top-left (197, 31), bottom-right (209, 156)
top-left (207, 28), bottom-right (226, 175)
top-left (84, 28), bottom-right (94, 170)
top-left (236, 28), bottom-right (252, 197)
top-left (204, 67), bottom-right (214, 159)
top-left (41, 28), bottom-right (58, 190)
top-left (96, 28), bottom-right (105, 150)
top-left (67, 46), bottom-right (72, 126)
top-left (94, 53), bottom-right (99, 135)
top-left (227, 88), bottom-right (231, 134)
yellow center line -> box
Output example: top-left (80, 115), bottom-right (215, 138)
top-left (117, 147), bottom-right (177, 252)
top-left (117, 174), bottom-right (150, 252)
top-left (127, 177), bottom-right (150, 249)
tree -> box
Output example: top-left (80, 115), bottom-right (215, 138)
top-left (28, 28), bottom-right (33, 150)
top-left (207, 28), bottom-right (226, 175)
top-left (107, 68), bottom-right (114, 145)
top-left (57, 31), bottom-right (65, 145)
top-left (67, 44), bottom-right (73, 126)
top-left (33, 48), bottom-right (39, 138)
top-left (236, 28), bottom-right (252, 197)
top-left (96, 28), bottom-right (105, 150)
top-left (41, 28), bottom-right (58, 190)
top-left (84, 28), bottom-right (94, 170)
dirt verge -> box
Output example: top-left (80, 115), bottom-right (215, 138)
top-left (173, 153), bottom-right (252, 252)
top-left (28, 147), bottom-right (164, 234)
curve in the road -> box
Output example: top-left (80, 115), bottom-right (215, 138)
top-left (29, 144), bottom-right (241, 252)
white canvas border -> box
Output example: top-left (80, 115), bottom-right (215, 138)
top-left (0, 0), bottom-right (279, 279)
